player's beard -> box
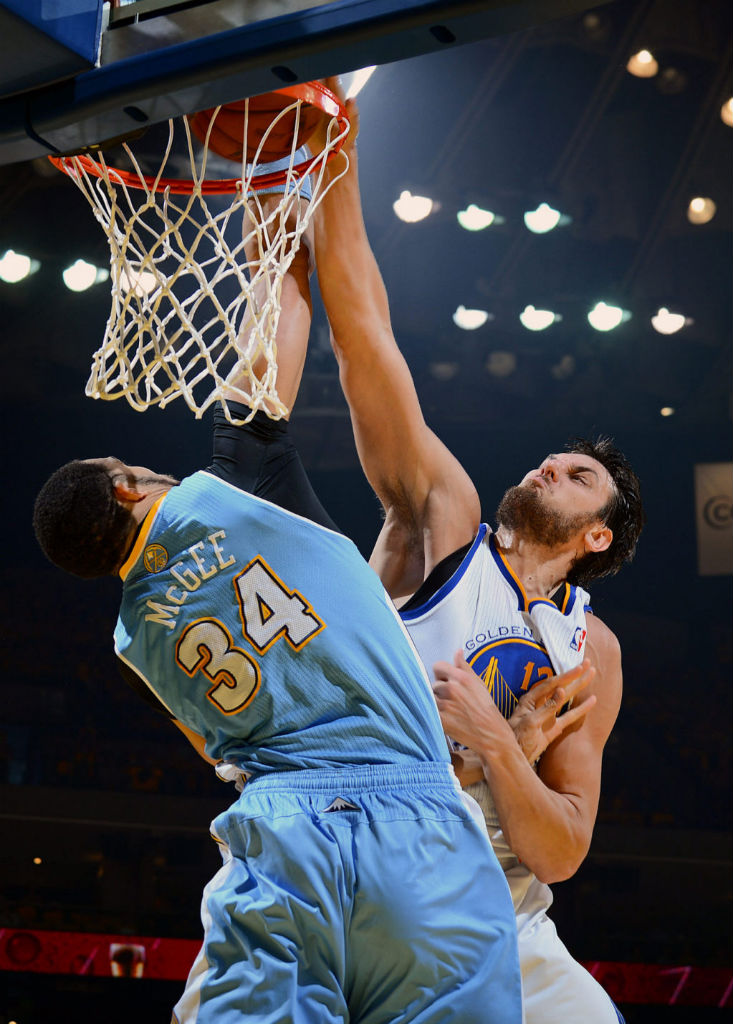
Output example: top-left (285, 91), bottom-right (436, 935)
top-left (496, 484), bottom-right (596, 547)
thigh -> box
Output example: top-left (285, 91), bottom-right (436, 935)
top-left (347, 790), bottom-right (523, 1024)
top-left (173, 818), bottom-right (350, 1024)
top-left (518, 910), bottom-right (622, 1024)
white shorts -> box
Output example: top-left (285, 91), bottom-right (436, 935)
top-left (501, 837), bottom-right (623, 1024)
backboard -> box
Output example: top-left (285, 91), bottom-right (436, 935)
top-left (0, 0), bottom-right (613, 166)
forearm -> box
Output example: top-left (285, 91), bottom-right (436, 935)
top-left (316, 147), bottom-right (393, 348)
top-left (314, 140), bottom-right (434, 509)
top-left (474, 712), bottom-right (592, 882)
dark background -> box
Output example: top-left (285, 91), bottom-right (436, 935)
top-left (0, 0), bottom-right (731, 1019)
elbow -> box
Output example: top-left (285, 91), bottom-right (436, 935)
top-left (519, 836), bottom-right (590, 885)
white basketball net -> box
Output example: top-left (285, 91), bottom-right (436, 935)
top-left (52, 99), bottom-right (349, 422)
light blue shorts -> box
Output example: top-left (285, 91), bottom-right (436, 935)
top-left (173, 762), bottom-right (522, 1024)
top-left (248, 145), bottom-right (313, 200)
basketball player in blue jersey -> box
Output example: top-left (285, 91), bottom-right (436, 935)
top-left (33, 172), bottom-right (524, 1020)
top-left (314, 83), bottom-right (644, 1024)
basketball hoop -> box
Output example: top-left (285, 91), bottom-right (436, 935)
top-left (48, 82), bottom-right (349, 422)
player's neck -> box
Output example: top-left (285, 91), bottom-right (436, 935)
top-left (126, 483), bottom-right (176, 525)
top-left (494, 525), bottom-right (577, 600)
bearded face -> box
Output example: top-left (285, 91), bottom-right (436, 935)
top-left (496, 483), bottom-right (598, 547)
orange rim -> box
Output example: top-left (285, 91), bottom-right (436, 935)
top-left (48, 81), bottom-right (348, 195)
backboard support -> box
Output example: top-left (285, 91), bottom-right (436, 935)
top-left (0, 0), bottom-right (614, 166)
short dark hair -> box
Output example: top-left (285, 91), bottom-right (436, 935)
top-left (565, 436), bottom-right (645, 588)
top-left (33, 460), bottom-right (135, 578)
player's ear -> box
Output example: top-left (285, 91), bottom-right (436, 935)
top-left (112, 479), bottom-right (147, 503)
top-left (583, 522), bottom-right (612, 554)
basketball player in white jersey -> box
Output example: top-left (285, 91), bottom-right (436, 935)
top-left (314, 82), bottom-right (644, 1024)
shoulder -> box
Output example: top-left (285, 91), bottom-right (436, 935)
top-left (583, 612), bottom-right (622, 719)
top-left (585, 612), bottom-right (621, 666)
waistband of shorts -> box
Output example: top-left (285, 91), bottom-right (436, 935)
top-left (240, 761), bottom-right (458, 794)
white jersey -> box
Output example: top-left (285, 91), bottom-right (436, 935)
top-left (401, 523), bottom-right (590, 820)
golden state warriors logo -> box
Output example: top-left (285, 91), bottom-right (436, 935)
top-left (143, 544), bottom-right (168, 574)
top-left (467, 633), bottom-right (554, 719)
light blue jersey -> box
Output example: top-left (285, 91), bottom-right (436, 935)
top-left (115, 471), bottom-right (448, 773)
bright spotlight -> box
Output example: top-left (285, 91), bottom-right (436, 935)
top-left (627, 49), bottom-right (658, 78)
top-left (721, 98), bottom-right (733, 127)
top-left (687, 196), bottom-right (716, 225)
top-left (523, 203), bottom-right (561, 234)
top-left (0, 249), bottom-right (38, 283)
top-left (519, 305), bottom-right (559, 331)
top-left (121, 268), bottom-right (159, 296)
top-left (393, 190), bottom-right (434, 223)
top-left (63, 259), bottom-right (108, 292)
top-left (457, 204), bottom-right (495, 231)
top-left (588, 302), bottom-right (627, 332)
top-left (453, 305), bottom-right (491, 330)
top-left (651, 308), bottom-right (687, 335)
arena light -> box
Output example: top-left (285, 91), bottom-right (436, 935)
top-left (551, 354), bottom-right (575, 380)
top-left (486, 351), bottom-right (517, 378)
top-left (523, 203), bottom-right (562, 234)
top-left (62, 259), bottom-right (109, 292)
top-left (687, 196), bottom-right (716, 225)
top-left (453, 305), bottom-right (491, 330)
top-left (721, 98), bottom-right (733, 127)
top-left (393, 190), bottom-right (434, 223)
top-left (651, 308), bottom-right (689, 335)
top-left (457, 204), bottom-right (495, 231)
top-left (344, 66), bottom-right (377, 99)
top-left (627, 49), bottom-right (658, 78)
top-left (0, 249), bottom-right (39, 283)
top-left (519, 305), bottom-right (560, 331)
top-left (120, 268), bottom-right (158, 297)
top-left (429, 361), bottom-right (459, 381)
top-left (587, 301), bottom-right (628, 332)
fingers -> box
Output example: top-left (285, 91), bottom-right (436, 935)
top-left (432, 659), bottom-right (454, 681)
top-left (453, 649), bottom-right (471, 671)
top-left (322, 76), bottom-right (359, 142)
top-left (553, 694), bottom-right (597, 732)
top-left (323, 75), bottom-right (345, 103)
top-left (525, 660), bottom-right (595, 706)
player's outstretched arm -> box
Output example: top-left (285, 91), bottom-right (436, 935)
top-left (222, 193), bottom-right (314, 417)
top-left (314, 81), bottom-right (479, 596)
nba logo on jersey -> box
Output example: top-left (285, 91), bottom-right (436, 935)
top-left (569, 627), bottom-right (587, 653)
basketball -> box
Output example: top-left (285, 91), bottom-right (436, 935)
top-left (189, 92), bottom-right (324, 164)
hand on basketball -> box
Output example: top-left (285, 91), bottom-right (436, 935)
top-left (309, 77), bottom-right (359, 159)
top-left (508, 661), bottom-right (597, 766)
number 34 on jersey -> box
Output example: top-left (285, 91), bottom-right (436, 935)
top-left (174, 556), bottom-right (325, 715)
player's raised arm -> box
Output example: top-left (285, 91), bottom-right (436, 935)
top-left (314, 83), bottom-right (479, 594)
